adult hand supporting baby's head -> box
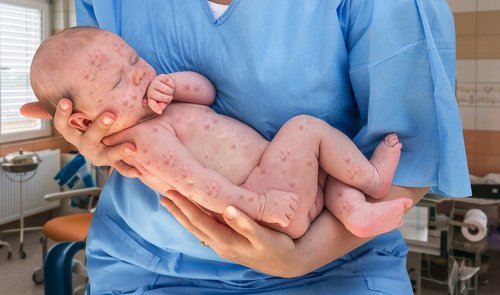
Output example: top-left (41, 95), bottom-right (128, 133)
top-left (20, 99), bottom-right (140, 178)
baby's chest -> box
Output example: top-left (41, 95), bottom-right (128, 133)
top-left (165, 104), bottom-right (268, 183)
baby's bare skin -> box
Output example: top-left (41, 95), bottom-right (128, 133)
top-left (106, 101), bottom-right (408, 238)
top-left (32, 28), bottom-right (411, 239)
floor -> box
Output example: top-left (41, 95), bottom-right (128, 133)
top-left (0, 228), bottom-right (499, 295)
top-left (0, 223), bottom-right (85, 295)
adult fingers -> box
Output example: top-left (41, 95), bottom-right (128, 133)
top-left (114, 161), bottom-right (140, 178)
top-left (53, 99), bottom-right (82, 143)
top-left (102, 143), bottom-right (136, 162)
top-left (20, 102), bottom-right (52, 119)
top-left (222, 206), bottom-right (273, 249)
top-left (79, 111), bottom-right (116, 150)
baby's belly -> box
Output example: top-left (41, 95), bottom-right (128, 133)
top-left (164, 103), bottom-right (269, 185)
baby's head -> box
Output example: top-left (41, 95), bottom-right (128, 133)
top-left (30, 26), bottom-right (157, 134)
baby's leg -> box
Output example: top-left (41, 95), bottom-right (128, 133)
top-left (325, 177), bottom-right (413, 237)
top-left (291, 115), bottom-right (401, 198)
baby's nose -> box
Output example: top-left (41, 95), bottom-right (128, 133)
top-left (132, 69), bottom-right (145, 85)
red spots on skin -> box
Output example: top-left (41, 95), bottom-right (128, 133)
top-left (145, 160), bottom-right (151, 166)
top-left (281, 170), bottom-right (287, 175)
top-left (289, 182), bottom-right (295, 188)
top-left (260, 169), bottom-right (266, 174)
top-left (82, 69), bottom-right (90, 80)
top-left (141, 145), bottom-right (149, 153)
top-left (248, 196), bottom-right (254, 202)
top-left (239, 195), bottom-right (244, 200)
top-left (203, 182), bottom-right (220, 197)
top-left (203, 153), bottom-right (209, 160)
top-left (230, 144), bottom-right (236, 150)
top-left (122, 100), bottom-right (129, 107)
top-left (307, 161), bottom-right (313, 167)
top-left (161, 152), bottom-right (176, 167)
top-left (152, 127), bottom-right (158, 133)
top-left (279, 150), bottom-right (287, 162)
top-left (194, 83), bottom-right (200, 91)
top-left (87, 49), bottom-right (107, 68)
top-left (184, 85), bottom-right (191, 91)
top-left (180, 169), bottom-right (188, 179)
top-left (299, 124), bottom-right (304, 130)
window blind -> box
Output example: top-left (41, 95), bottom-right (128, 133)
top-left (0, 1), bottom-right (50, 143)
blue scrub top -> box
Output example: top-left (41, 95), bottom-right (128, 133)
top-left (78, 0), bottom-right (471, 294)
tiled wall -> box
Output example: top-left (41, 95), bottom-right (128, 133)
top-left (449, 0), bottom-right (500, 176)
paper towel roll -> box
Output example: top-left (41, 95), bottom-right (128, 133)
top-left (461, 209), bottom-right (488, 242)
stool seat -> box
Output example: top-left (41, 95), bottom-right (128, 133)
top-left (43, 213), bottom-right (92, 242)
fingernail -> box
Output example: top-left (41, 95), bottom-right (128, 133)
top-left (159, 197), bottom-right (168, 208)
top-left (225, 206), bottom-right (239, 220)
top-left (102, 116), bottom-right (114, 125)
top-left (125, 147), bottom-right (135, 154)
top-left (60, 101), bottom-right (69, 110)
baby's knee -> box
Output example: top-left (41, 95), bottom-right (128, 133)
top-left (286, 114), bottom-right (325, 131)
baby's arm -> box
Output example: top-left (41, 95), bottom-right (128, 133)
top-left (146, 72), bottom-right (216, 114)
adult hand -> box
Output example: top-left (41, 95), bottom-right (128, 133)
top-left (160, 191), bottom-right (308, 278)
top-left (20, 100), bottom-right (140, 178)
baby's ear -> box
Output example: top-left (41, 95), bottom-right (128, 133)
top-left (68, 112), bottom-right (93, 131)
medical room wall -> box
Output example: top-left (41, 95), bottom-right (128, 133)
top-left (449, 0), bottom-right (500, 176)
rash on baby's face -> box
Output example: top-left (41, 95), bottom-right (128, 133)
top-left (67, 33), bottom-right (157, 135)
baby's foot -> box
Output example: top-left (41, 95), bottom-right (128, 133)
top-left (364, 133), bottom-right (402, 198)
top-left (344, 198), bottom-right (413, 238)
top-left (258, 190), bottom-right (298, 227)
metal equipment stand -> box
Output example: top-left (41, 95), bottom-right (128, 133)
top-left (0, 173), bottom-right (43, 259)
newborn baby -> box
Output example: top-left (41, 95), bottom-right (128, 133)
top-left (30, 26), bottom-right (411, 238)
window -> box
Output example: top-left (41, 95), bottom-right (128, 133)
top-left (0, 0), bottom-right (50, 143)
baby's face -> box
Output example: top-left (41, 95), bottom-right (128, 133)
top-left (68, 32), bottom-right (157, 134)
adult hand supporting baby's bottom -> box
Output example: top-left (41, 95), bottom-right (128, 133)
top-left (160, 190), bottom-right (306, 278)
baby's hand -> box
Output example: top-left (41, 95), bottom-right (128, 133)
top-left (145, 74), bottom-right (176, 115)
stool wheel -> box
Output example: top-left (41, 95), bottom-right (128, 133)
top-left (32, 267), bottom-right (44, 285)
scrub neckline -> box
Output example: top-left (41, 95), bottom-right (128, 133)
top-left (201, 0), bottom-right (241, 26)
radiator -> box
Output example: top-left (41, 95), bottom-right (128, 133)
top-left (0, 149), bottom-right (61, 225)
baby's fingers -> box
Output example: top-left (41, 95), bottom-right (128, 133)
top-left (147, 97), bottom-right (163, 115)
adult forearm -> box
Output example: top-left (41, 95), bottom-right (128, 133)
top-left (294, 185), bottom-right (429, 275)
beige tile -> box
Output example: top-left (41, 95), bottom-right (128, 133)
top-left (457, 60), bottom-right (477, 82)
top-left (459, 106), bottom-right (476, 130)
top-left (457, 83), bottom-right (477, 106)
top-left (478, 0), bottom-right (500, 11)
top-left (457, 36), bottom-right (477, 59)
top-left (477, 11), bottom-right (500, 35)
top-left (448, 0), bottom-right (477, 13)
top-left (477, 59), bottom-right (500, 82)
top-left (478, 35), bottom-right (500, 59)
top-left (476, 106), bottom-right (500, 130)
top-left (454, 12), bottom-right (477, 36)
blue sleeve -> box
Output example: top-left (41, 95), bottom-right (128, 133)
top-left (75, 0), bottom-right (121, 33)
top-left (75, 0), bottom-right (98, 26)
top-left (339, 0), bottom-right (471, 197)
